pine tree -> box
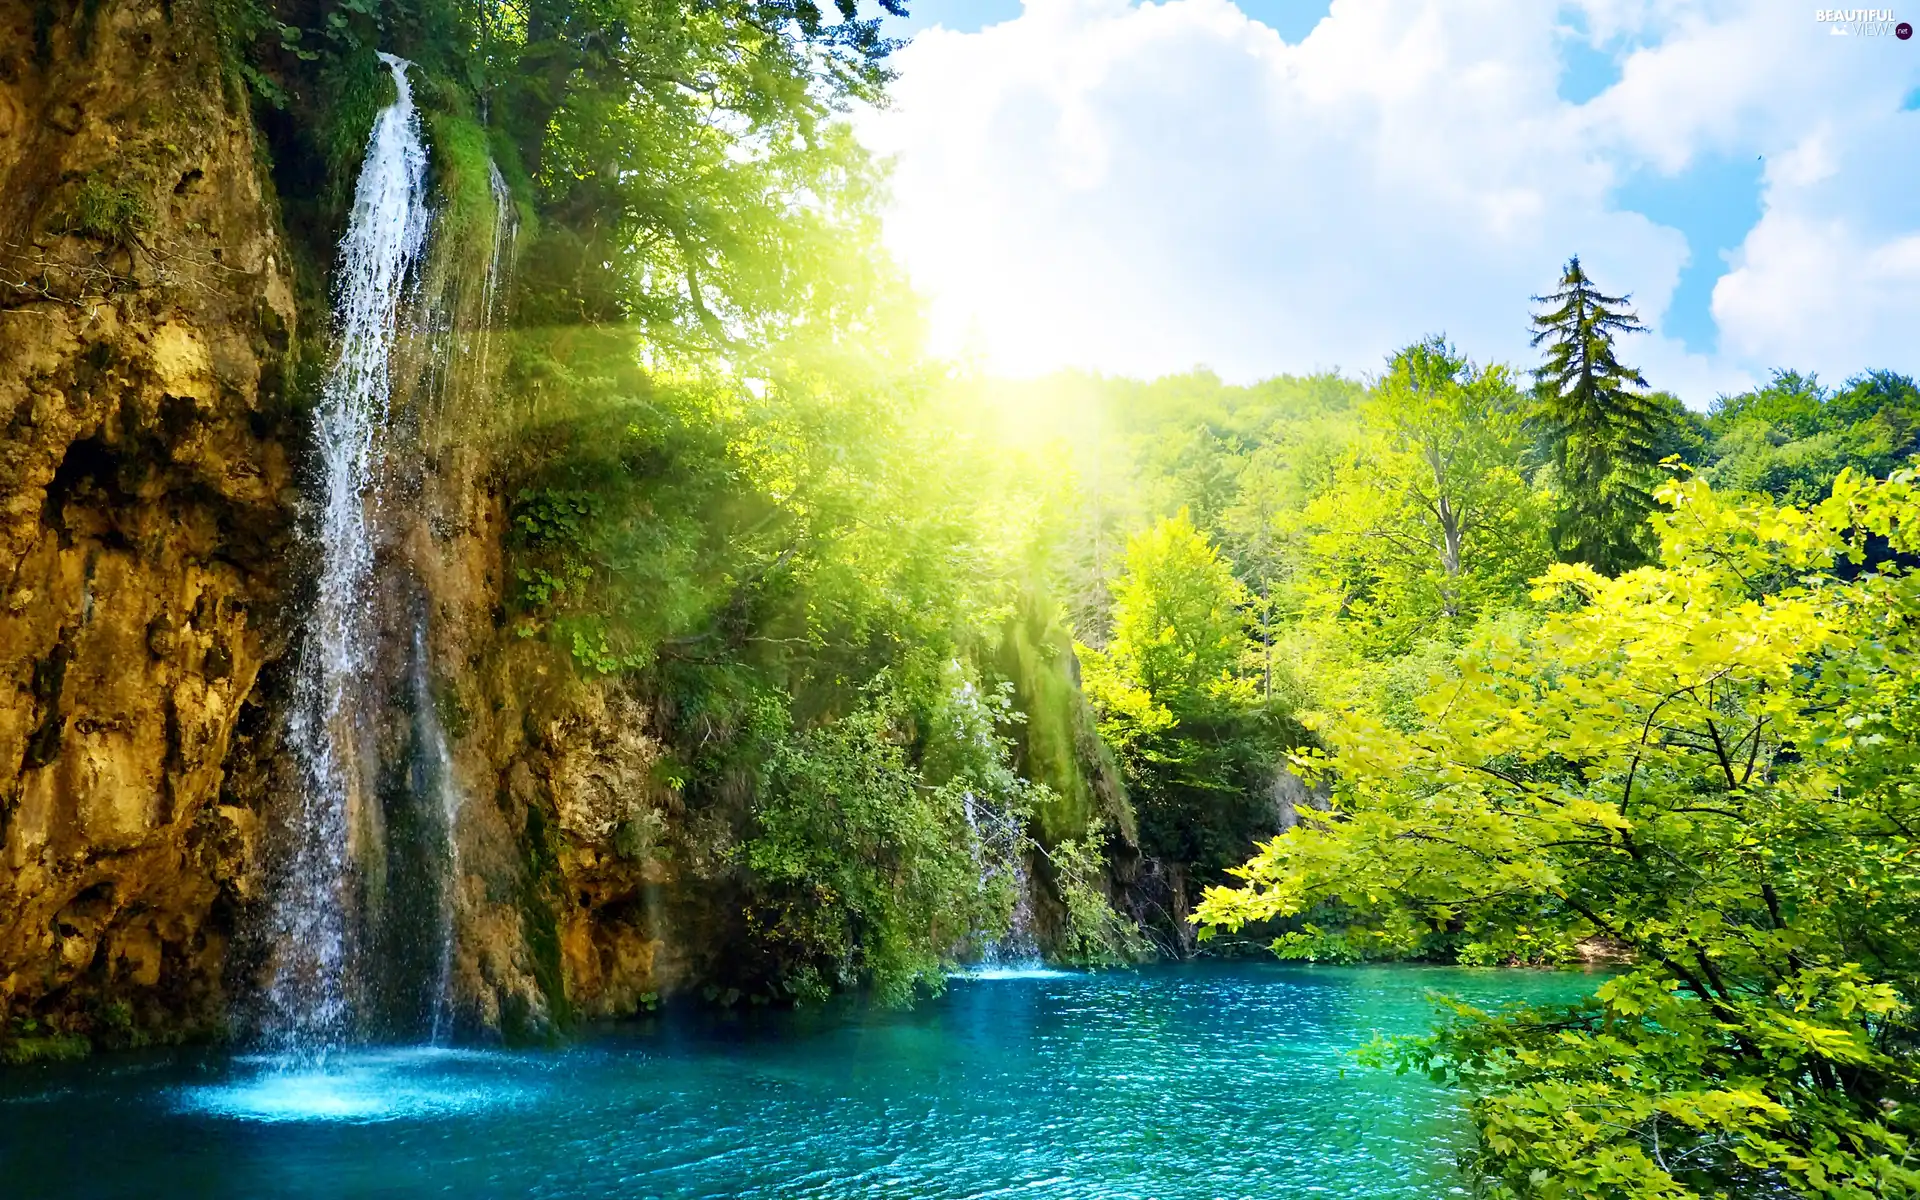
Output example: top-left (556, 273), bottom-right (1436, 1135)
top-left (1529, 256), bottom-right (1670, 573)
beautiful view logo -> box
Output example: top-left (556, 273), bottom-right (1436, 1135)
top-left (1815, 7), bottom-right (1909, 34)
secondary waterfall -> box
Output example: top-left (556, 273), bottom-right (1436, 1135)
top-left (265, 52), bottom-right (431, 1054)
top-left (478, 159), bottom-right (517, 390)
top-left (963, 791), bottom-right (1044, 970)
top-left (948, 673), bottom-right (1047, 970)
top-left (411, 616), bottom-right (462, 1045)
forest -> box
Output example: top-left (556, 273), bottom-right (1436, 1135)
top-left (2, 0), bottom-right (1917, 1196)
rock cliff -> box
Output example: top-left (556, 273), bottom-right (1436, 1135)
top-left (0, 0), bottom-right (299, 1053)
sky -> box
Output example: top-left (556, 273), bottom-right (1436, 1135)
top-left (857, 1), bottom-right (1920, 405)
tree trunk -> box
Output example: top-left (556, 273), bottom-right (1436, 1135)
top-left (1437, 498), bottom-right (1463, 617)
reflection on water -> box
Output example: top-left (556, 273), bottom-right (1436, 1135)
top-left (0, 964), bottom-right (1597, 1199)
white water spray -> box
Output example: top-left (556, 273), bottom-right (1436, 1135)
top-left (478, 159), bottom-right (516, 391)
top-left (266, 52), bottom-right (431, 1054)
top-left (412, 618), bottom-right (463, 1045)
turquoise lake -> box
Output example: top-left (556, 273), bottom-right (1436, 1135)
top-left (0, 963), bottom-right (1597, 1198)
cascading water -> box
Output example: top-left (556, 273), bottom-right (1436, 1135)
top-left (393, 129), bottom-right (519, 1045)
top-left (265, 52), bottom-right (431, 1055)
top-left (962, 791), bottom-right (1045, 971)
top-left (478, 159), bottom-right (517, 395)
top-left (409, 616), bottom-right (463, 1045)
top-left (947, 671), bottom-right (1049, 972)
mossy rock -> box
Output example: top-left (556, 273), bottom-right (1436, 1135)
top-left (997, 599), bottom-right (1136, 849)
top-left (55, 173), bottom-right (151, 243)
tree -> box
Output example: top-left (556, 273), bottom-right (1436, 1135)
top-left (1199, 470), bottom-right (1920, 1198)
top-left (1078, 512), bottom-right (1277, 876)
top-left (1705, 369), bottom-right (1920, 508)
top-left (1530, 256), bottom-right (1672, 573)
top-left (1300, 337), bottom-right (1547, 647)
top-left (474, 0), bottom-right (915, 344)
top-left (1102, 510), bottom-right (1253, 710)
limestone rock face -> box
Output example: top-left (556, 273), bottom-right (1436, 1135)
top-left (445, 635), bottom-right (739, 1035)
top-left (0, 0), bottom-right (296, 1045)
top-left (534, 684), bottom-right (734, 1021)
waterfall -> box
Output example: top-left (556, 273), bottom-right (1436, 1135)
top-left (946, 672), bottom-right (1047, 970)
top-left (400, 135), bottom-right (519, 1045)
top-left (963, 791), bottom-right (1044, 970)
top-left (989, 859), bottom-right (1044, 969)
top-left (410, 616), bottom-right (463, 1045)
top-left (265, 52), bottom-right (431, 1055)
top-left (478, 159), bottom-right (517, 398)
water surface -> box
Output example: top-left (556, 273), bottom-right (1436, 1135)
top-left (0, 963), bottom-right (1595, 1198)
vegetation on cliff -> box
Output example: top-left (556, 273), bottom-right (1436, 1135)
top-left (224, 0), bottom-right (1150, 1007)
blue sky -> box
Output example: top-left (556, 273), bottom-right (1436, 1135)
top-left (857, 1), bottom-right (1920, 404)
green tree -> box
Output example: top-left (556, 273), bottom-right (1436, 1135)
top-left (1200, 470), bottom-right (1920, 1198)
top-left (1079, 512), bottom-right (1281, 877)
top-left (1107, 512), bottom-right (1251, 706)
top-left (747, 679), bottom-right (988, 1007)
top-left (1300, 337), bottom-right (1547, 648)
top-left (1705, 369), bottom-right (1920, 508)
top-left (1530, 256), bottom-right (1671, 573)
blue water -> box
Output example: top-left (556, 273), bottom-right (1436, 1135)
top-left (0, 964), bottom-right (1595, 1198)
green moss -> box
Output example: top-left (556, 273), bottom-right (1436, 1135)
top-left (86, 998), bottom-right (159, 1053)
top-left (31, 0), bottom-right (54, 67)
top-left (1000, 602), bottom-right (1136, 849)
top-left (510, 803), bottom-right (572, 1044)
top-left (432, 681), bottom-right (470, 740)
top-left (424, 108), bottom-right (499, 253)
top-left (325, 53), bottom-right (392, 193)
top-left (74, 0), bottom-right (104, 57)
top-left (60, 175), bottom-right (151, 244)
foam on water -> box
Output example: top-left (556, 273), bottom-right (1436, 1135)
top-left (952, 965), bottom-right (1075, 981)
top-left (173, 1048), bottom-right (528, 1124)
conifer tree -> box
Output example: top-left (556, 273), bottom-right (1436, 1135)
top-left (1529, 256), bottom-right (1670, 573)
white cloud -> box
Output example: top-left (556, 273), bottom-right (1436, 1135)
top-left (859, 0), bottom-right (1920, 404)
top-left (1715, 216), bottom-right (1920, 368)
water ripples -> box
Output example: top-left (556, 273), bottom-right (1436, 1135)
top-left (0, 964), bottom-right (1597, 1199)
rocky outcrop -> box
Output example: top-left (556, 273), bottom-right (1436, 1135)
top-left (0, 0), bottom-right (297, 1049)
top-left (469, 668), bottom-right (740, 1029)
top-left (376, 368), bottom-right (739, 1036)
top-left (1268, 764), bottom-right (1329, 831)
top-left (0, 1), bottom-right (749, 1043)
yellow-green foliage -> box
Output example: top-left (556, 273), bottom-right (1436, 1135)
top-left (1201, 470), bottom-right (1920, 1199)
top-left (1076, 510), bottom-right (1288, 873)
top-left (1296, 337), bottom-right (1548, 653)
top-left (1083, 509), bottom-right (1254, 717)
